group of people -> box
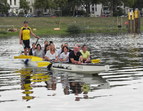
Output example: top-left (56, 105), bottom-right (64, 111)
top-left (29, 41), bottom-right (91, 64)
top-left (19, 21), bottom-right (91, 64)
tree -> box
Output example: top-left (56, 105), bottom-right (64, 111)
top-left (52, 0), bottom-right (68, 16)
top-left (34, 0), bottom-right (68, 16)
top-left (68, 0), bottom-right (82, 16)
top-left (53, 0), bottom-right (67, 8)
top-left (34, 0), bottom-right (51, 16)
top-left (101, 0), bottom-right (124, 16)
top-left (0, 0), bottom-right (10, 16)
top-left (123, 0), bottom-right (137, 8)
top-left (132, 0), bottom-right (143, 9)
top-left (20, 0), bottom-right (30, 14)
top-left (81, 0), bottom-right (101, 17)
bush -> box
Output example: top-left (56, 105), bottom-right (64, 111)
top-left (0, 31), bottom-right (7, 34)
top-left (66, 25), bottom-right (81, 34)
top-left (18, 11), bottom-right (24, 17)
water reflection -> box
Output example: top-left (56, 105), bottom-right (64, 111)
top-left (15, 67), bottom-right (110, 102)
top-left (16, 68), bottom-right (51, 101)
top-left (1, 35), bottom-right (143, 110)
top-left (18, 68), bottom-right (34, 101)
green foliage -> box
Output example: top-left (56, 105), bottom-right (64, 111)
top-left (53, 0), bottom-right (68, 8)
top-left (123, 0), bottom-right (137, 8)
top-left (133, 0), bottom-right (143, 9)
top-left (101, 0), bottom-right (123, 16)
top-left (20, 0), bottom-right (29, 9)
top-left (34, 0), bottom-right (49, 9)
top-left (66, 25), bottom-right (81, 34)
top-left (81, 0), bottom-right (100, 16)
top-left (0, 17), bottom-right (134, 37)
top-left (20, 0), bottom-right (30, 14)
top-left (18, 11), bottom-right (25, 17)
top-left (0, 0), bottom-right (10, 16)
top-left (34, 0), bottom-right (53, 16)
top-left (0, 31), bottom-right (7, 34)
top-left (34, 0), bottom-right (67, 9)
top-left (33, 0), bottom-right (143, 17)
top-left (113, 8), bottom-right (124, 16)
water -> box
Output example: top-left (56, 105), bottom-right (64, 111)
top-left (0, 34), bottom-right (143, 111)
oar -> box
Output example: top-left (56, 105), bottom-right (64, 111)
top-left (14, 55), bottom-right (43, 61)
top-left (91, 59), bottom-right (101, 63)
top-left (35, 38), bottom-right (39, 45)
top-left (14, 55), bottom-right (33, 59)
top-left (31, 56), bottom-right (43, 61)
top-left (37, 61), bottom-right (51, 67)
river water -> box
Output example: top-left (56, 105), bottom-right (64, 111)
top-left (0, 34), bottom-right (143, 111)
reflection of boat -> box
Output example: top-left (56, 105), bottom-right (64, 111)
top-left (60, 72), bottom-right (110, 96)
top-left (15, 66), bottom-right (110, 102)
top-left (25, 60), bottom-right (110, 74)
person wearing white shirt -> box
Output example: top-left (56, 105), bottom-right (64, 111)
top-left (44, 44), bottom-right (59, 62)
top-left (34, 44), bottom-right (44, 58)
top-left (60, 46), bottom-right (69, 62)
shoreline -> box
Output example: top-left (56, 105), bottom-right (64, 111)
top-left (0, 29), bottom-right (128, 38)
top-left (0, 17), bottom-right (141, 37)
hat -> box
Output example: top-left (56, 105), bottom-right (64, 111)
top-left (24, 21), bottom-right (28, 24)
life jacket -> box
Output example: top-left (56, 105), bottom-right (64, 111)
top-left (21, 26), bottom-right (31, 40)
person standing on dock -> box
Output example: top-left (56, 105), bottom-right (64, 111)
top-left (19, 21), bottom-right (40, 55)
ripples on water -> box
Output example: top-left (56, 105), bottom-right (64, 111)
top-left (0, 35), bottom-right (143, 111)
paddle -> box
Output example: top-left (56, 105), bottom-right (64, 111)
top-left (31, 56), bottom-right (43, 61)
top-left (91, 59), bottom-right (101, 63)
top-left (14, 55), bottom-right (43, 61)
top-left (35, 38), bottom-right (39, 45)
top-left (14, 55), bottom-right (33, 59)
top-left (37, 61), bottom-right (51, 67)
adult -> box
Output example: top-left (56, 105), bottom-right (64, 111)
top-left (80, 45), bottom-right (91, 63)
top-left (19, 21), bottom-right (40, 55)
top-left (63, 43), bottom-right (72, 52)
top-left (69, 46), bottom-right (83, 64)
top-left (60, 46), bottom-right (69, 62)
top-left (44, 40), bottom-right (49, 46)
top-left (58, 43), bottom-right (72, 56)
top-left (57, 44), bottom-right (63, 56)
top-left (43, 40), bottom-right (49, 50)
top-left (34, 44), bottom-right (44, 58)
top-left (44, 44), bottom-right (50, 55)
top-left (29, 43), bottom-right (36, 55)
top-left (44, 44), bottom-right (59, 62)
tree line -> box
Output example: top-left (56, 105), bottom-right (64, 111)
top-left (0, 0), bottom-right (10, 16)
top-left (0, 0), bottom-right (143, 17)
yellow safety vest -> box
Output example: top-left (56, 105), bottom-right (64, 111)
top-left (21, 26), bottom-right (31, 40)
top-left (128, 11), bottom-right (135, 20)
top-left (134, 10), bottom-right (139, 18)
top-left (128, 12), bottom-right (131, 20)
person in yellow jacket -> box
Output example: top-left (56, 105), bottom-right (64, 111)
top-left (19, 21), bottom-right (40, 55)
top-left (80, 45), bottom-right (91, 63)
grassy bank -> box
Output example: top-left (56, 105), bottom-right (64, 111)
top-left (0, 17), bottom-right (137, 37)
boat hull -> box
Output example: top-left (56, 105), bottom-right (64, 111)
top-left (24, 60), bottom-right (109, 74)
top-left (52, 63), bottom-right (109, 74)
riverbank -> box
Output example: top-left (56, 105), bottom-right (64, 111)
top-left (0, 17), bottom-right (138, 37)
